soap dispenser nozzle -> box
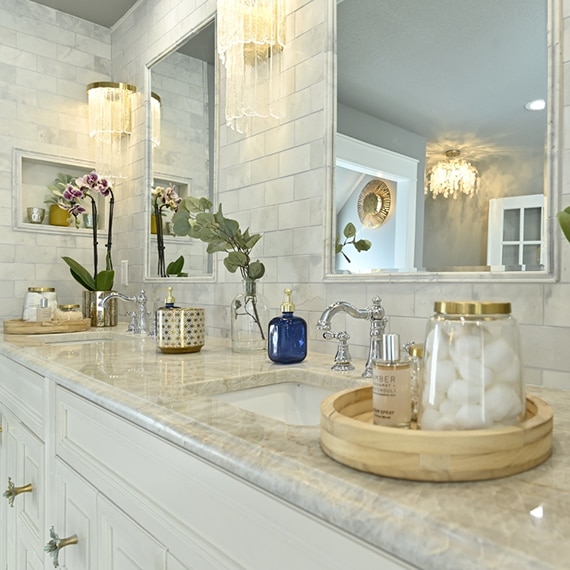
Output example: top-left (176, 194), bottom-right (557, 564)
top-left (281, 288), bottom-right (295, 313)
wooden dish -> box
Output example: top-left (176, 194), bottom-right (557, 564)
top-left (320, 386), bottom-right (553, 482)
top-left (3, 318), bottom-right (91, 335)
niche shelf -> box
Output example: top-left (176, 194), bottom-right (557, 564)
top-left (13, 149), bottom-right (106, 236)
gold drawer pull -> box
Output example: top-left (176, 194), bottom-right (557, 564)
top-left (3, 477), bottom-right (33, 507)
top-left (45, 526), bottom-right (78, 568)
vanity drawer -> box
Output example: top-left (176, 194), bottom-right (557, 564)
top-left (0, 355), bottom-right (44, 436)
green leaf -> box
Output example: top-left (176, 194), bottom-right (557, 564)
top-left (248, 260), bottom-right (265, 280)
top-left (223, 257), bottom-right (239, 273)
top-left (166, 255), bottom-right (185, 276)
top-left (62, 257), bottom-right (95, 290)
top-left (95, 270), bottom-right (114, 291)
top-left (206, 240), bottom-right (230, 254)
top-left (557, 207), bottom-right (570, 243)
top-left (354, 239), bottom-right (372, 252)
top-left (343, 222), bottom-right (356, 238)
top-left (225, 251), bottom-right (248, 270)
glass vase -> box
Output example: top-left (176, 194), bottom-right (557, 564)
top-left (231, 280), bottom-right (270, 353)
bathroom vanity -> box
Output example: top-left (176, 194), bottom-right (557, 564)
top-left (0, 330), bottom-right (568, 569)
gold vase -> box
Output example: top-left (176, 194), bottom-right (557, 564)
top-left (82, 291), bottom-right (118, 327)
top-left (49, 204), bottom-right (70, 226)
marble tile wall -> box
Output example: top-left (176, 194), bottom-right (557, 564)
top-left (1, 0), bottom-right (569, 388)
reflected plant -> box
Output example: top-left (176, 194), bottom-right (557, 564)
top-left (166, 255), bottom-right (187, 277)
top-left (558, 207), bottom-right (570, 243)
top-left (152, 184), bottom-right (181, 277)
top-left (335, 222), bottom-right (372, 263)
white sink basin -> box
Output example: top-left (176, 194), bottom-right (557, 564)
top-left (210, 381), bottom-right (335, 426)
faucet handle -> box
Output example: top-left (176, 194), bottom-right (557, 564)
top-left (323, 330), bottom-right (355, 372)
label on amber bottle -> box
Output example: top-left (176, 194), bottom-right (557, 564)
top-left (372, 362), bottom-right (412, 428)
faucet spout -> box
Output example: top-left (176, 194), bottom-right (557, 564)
top-left (99, 290), bottom-right (149, 335)
top-left (316, 301), bottom-right (370, 331)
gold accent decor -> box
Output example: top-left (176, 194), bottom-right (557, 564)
top-left (357, 179), bottom-right (392, 228)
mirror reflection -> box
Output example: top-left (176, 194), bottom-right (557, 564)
top-left (147, 20), bottom-right (216, 279)
top-left (334, 0), bottom-right (550, 277)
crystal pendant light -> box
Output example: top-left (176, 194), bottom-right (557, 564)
top-left (425, 150), bottom-right (480, 199)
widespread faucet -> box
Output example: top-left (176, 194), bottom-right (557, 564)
top-left (99, 290), bottom-right (149, 335)
top-left (316, 297), bottom-right (388, 377)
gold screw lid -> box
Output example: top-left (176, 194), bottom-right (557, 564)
top-left (407, 343), bottom-right (424, 358)
top-left (434, 301), bottom-right (511, 315)
top-left (281, 288), bottom-right (295, 312)
top-left (28, 287), bottom-right (55, 292)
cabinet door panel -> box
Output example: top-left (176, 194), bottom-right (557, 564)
top-left (54, 459), bottom-right (97, 569)
top-left (98, 495), bottom-right (167, 570)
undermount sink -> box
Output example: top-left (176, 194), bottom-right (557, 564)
top-left (210, 381), bottom-right (336, 426)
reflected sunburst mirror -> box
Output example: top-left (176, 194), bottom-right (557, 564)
top-left (357, 179), bottom-right (392, 228)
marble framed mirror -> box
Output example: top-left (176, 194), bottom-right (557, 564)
top-left (327, 0), bottom-right (560, 282)
top-left (145, 18), bottom-right (216, 282)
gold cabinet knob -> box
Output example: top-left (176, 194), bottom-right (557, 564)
top-left (2, 477), bottom-right (33, 507)
top-left (44, 526), bottom-right (78, 568)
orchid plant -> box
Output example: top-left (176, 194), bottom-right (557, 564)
top-left (60, 172), bottom-right (115, 291)
top-left (151, 184), bottom-right (181, 277)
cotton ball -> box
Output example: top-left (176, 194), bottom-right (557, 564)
top-left (419, 407), bottom-right (441, 430)
top-left (434, 415), bottom-right (457, 430)
top-left (439, 398), bottom-right (460, 418)
top-left (425, 358), bottom-right (456, 393)
top-left (495, 358), bottom-right (521, 385)
top-left (457, 357), bottom-right (495, 388)
top-left (452, 331), bottom-right (484, 359)
top-left (447, 379), bottom-right (483, 406)
top-left (484, 383), bottom-right (525, 424)
top-left (425, 327), bottom-right (450, 359)
top-left (455, 404), bottom-right (490, 429)
top-left (421, 384), bottom-right (445, 409)
top-left (483, 337), bottom-right (516, 372)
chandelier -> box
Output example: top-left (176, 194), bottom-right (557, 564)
top-left (86, 82), bottom-right (136, 181)
top-left (217, 0), bottom-right (286, 132)
top-left (425, 150), bottom-right (480, 199)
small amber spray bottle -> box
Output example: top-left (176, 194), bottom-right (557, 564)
top-left (373, 333), bottom-right (412, 428)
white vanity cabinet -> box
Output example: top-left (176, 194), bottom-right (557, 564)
top-left (0, 351), bottom-right (412, 569)
top-left (0, 357), bottom-right (46, 569)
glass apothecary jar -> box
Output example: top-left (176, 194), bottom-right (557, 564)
top-left (418, 301), bottom-right (525, 431)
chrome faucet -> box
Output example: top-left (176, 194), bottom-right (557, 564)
top-left (316, 297), bottom-right (388, 377)
top-left (99, 290), bottom-right (149, 335)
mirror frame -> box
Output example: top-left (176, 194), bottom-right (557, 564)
top-left (324, 0), bottom-right (562, 283)
top-left (143, 16), bottom-right (217, 284)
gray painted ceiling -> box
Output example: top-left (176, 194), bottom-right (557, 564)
top-left (29, 0), bottom-right (547, 161)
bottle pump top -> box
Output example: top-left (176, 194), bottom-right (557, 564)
top-left (281, 288), bottom-right (295, 313)
top-left (165, 287), bottom-right (176, 306)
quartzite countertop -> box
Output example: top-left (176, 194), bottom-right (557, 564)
top-left (1, 330), bottom-right (568, 570)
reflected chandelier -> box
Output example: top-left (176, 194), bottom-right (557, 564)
top-left (87, 82), bottom-right (136, 181)
top-left (217, 0), bottom-right (286, 132)
top-left (425, 150), bottom-right (480, 199)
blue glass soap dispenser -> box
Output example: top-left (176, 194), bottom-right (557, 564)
top-left (268, 289), bottom-right (307, 364)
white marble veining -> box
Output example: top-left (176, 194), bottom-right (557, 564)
top-left (1, 330), bottom-right (569, 569)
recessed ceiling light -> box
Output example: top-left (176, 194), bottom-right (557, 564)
top-left (525, 99), bottom-right (546, 111)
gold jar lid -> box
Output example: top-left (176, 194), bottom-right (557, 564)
top-left (407, 343), bottom-right (424, 358)
top-left (58, 304), bottom-right (80, 311)
top-left (28, 287), bottom-right (55, 292)
top-left (434, 301), bottom-right (511, 315)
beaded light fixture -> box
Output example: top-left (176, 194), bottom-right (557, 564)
top-left (217, 0), bottom-right (286, 132)
top-left (86, 82), bottom-right (136, 180)
top-left (425, 149), bottom-right (480, 199)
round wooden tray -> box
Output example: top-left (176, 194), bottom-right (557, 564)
top-left (320, 386), bottom-right (553, 482)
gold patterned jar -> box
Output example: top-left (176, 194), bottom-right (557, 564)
top-left (156, 306), bottom-right (205, 353)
